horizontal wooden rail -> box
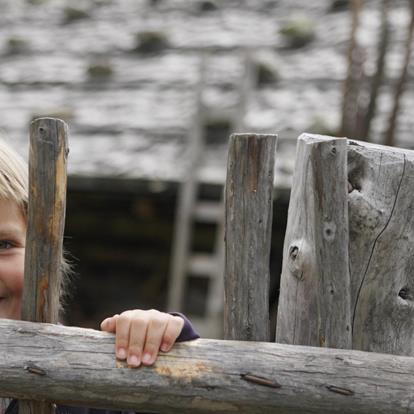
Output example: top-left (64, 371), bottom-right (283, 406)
top-left (0, 319), bottom-right (413, 414)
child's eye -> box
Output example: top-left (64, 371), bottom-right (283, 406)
top-left (0, 240), bottom-right (14, 250)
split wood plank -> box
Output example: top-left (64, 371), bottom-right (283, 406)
top-left (276, 134), bottom-right (352, 349)
top-left (224, 133), bottom-right (277, 341)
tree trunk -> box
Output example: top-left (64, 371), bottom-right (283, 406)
top-left (384, 1), bottom-right (414, 146)
top-left (360, 0), bottom-right (390, 140)
top-left (340, 0), bottom-right (365, 138)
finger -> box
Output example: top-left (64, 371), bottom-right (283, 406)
top-left (115, 314), bottom-right (131, 360)
top-left (100, 314), bottom-right (119, 332)
top-left (160, 316), bottom-right (184, 353)
top-left (142, 316), bottom-right (168, 366)
top-left (126, 317), bottom-right (148, 368)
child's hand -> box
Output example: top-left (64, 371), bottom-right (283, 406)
top-left (100, 309), bottom-right (184, 368)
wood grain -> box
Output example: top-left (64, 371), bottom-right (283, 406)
top-left (224, 133), bottom-right (277, 341)
top-left (21, 118), bottom-right (68, 414)
top-left (0, 319), bottom-right (413, 414)
top-left (348, 140), bottom-right (414, 355)
top-left (276, 134), bottom-right (414, 357)
top-left (276, 134), bottom-right (352, 349)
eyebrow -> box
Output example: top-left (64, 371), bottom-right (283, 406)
top-left (0, 226), bottom-right (26, 238)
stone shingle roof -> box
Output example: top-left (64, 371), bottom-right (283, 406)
top-left (0, 0), bottom-right (412, 189)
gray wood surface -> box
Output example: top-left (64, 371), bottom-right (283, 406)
top-left (224, 133), bottom-right (277, 341)
top-left (348, 140), bottom-right (414, 355)
top-left (276, 134), bottom-right (352, 349)
top-left (0, 319), bottom-right (413, 414)
top-left (21, 118), bottom-right (68, 414)
top-left (22, 117), bottom-right (68, 323)
top-left (276, 134), bottom-right (414, 357)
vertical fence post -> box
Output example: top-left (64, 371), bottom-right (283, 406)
top-left (20, 118), bottom-right (68, 414)
top-left (224, 133), bottom-right (277, 341)
top-left (276, 134), bottom-right (352, 349)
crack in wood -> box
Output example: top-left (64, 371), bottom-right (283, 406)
top-left (351, 153), bottom-right (407, 334)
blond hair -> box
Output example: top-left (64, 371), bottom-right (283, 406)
top-left (0, 139), bottom-right (28, 213)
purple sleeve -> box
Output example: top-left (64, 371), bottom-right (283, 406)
top-left (169, 312), bottom-right (200, 341)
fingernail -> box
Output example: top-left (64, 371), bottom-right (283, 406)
top-left (117, 348), bottom-right (127, 359)
top-left (128, 355), bottom-right (140, 367)
top-left (160, 343), bottom-right (169, 352)
top-left (142, 353), bottom-right (152, 364)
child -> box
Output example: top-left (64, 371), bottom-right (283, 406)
top-left (0, 138), bottom-right (198, 414)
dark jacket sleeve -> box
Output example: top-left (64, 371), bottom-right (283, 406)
top-left (169, 312), bottom-right (200, 341)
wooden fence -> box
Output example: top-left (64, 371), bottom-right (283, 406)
top-left (0, 120), bottom-right (413, 413)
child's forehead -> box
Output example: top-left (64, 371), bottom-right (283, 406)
top-left (0, 198), bottom-right (26, 229)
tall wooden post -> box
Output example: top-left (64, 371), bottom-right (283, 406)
top-left (276, 134), bottom-right (352, 349)
top-left (20, 118), bottom-right (69, 414)
top-left (224, 133), bottom-right (277, 341)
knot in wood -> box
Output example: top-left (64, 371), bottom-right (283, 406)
top-left (289, 245), bottom-right (299, 260)
top-left (287, 240), bottom-right (310, 280)
top-left (323, 221), bottom-right (336, 242)
top-left (399, 287), bottom-right (411, 301)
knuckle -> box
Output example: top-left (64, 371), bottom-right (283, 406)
top-left (117, 314), bottom-right (130, 324)
top-left (131, 317), bottom-right (147, 331)
top-left (149, 317), bottom-right (164, 330)
top-left (172, 316), bottom-right (184, 330)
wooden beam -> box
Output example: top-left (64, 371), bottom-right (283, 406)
top-left (21, 118), bottom-right (68, 414)
top-left (224, 133), bottom-right (277, 341)
top-left (0, 319), bottom-right (413, 414)
top-left (276, 134), bottom-right (352, 349)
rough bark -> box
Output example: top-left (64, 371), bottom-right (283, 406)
top-left (224, 133), bottom-right (277, 341)
top-left (0, 319), bottom-right (414, 414)
top-left (276, 134), bottom-right (352, 349)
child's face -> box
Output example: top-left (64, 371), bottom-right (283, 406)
top-left (0, 198), bottom-right (26, 320)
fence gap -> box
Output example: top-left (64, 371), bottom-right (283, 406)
top-left (224, 133), bottom-right (277, 341)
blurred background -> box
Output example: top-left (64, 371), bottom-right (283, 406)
top-left (0, 0), bottom-right (413, 337)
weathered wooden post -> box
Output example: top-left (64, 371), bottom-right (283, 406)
top-left (20, 118), bottom-right (69, 414)
top-left (276, 133), bottom-right (414, 357)
top-left (224, 133), bottom-right (277, 341)
top-left (276, 134), bottom-right (352, 349)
